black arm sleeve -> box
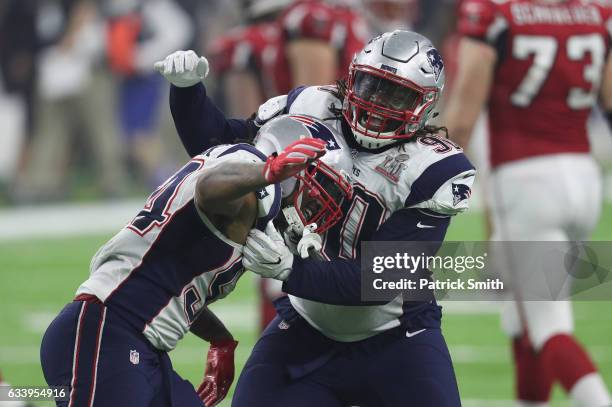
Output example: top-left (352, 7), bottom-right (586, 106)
top-left (169, 83), bottom-right (257, 157)
top-left (282, 209), bottom-right (451, 305)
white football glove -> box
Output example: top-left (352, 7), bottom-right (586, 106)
top-left (297, 223), bottom-right (322, 259)
top-left (243, 223), bottom-right (293, 281)
top-left (154, 50), bottom-right (209, 88)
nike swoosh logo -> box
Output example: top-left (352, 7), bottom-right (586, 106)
top-left (262, 257), bottom-right (282, 265)
top-left (406, 328), bottom-right (426, 338)
top-left (417, 222), bottom-right (435, 229)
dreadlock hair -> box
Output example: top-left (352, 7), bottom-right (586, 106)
top-left (330, 78), bottom-right (450, 142)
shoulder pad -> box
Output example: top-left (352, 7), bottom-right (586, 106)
top-left (404, 150), bottom-right (476, 216)
top-left (255, 95), bottom-right (288, 126)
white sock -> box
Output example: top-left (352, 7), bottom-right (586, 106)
top-left (570, 372), bottom-right (612, 407)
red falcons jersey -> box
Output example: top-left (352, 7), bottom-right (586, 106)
top-left (278, 0), bottom-right (371, 92)
top-left (208, 22), bottom-right (285, 100)
top-left (458, 0), bottom-right (612, 167)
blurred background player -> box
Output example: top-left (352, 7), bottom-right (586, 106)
top-left (277, 0), bottom-right (370, 90)
top-left (12, 0), bottom-right (127, 203)
top-left (208, 0), bottom-right (290, 118)
top-left (444, 0), bottom-right (612, 406)
top-left (106, 0), bottom-right (193, 187)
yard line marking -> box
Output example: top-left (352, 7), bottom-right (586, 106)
top-left (0, 200), bottom-right (142, 241)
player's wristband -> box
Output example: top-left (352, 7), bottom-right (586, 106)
top-left (210, 339), bottom-right (238, 349)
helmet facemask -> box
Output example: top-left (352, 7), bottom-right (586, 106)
top-left (276, 160), bottom-right (352, 245)
top-left (343, 64), bottom-right (439, 148)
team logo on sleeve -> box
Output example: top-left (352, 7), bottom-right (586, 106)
top-left (129, 350), bottom-right (140, 365)
top-left (375, 154), bottom-right (409, 183)
top-left (452, 183), bottom-right (472, 206)
top-left (426, 49), bottom-right (444, 81)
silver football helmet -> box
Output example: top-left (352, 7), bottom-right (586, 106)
top-left (343, 30), bottom-right (445, 149)
top-left (254, 114), bottom-right (353, 236)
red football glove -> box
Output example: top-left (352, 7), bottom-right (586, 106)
top-left (197, 339), bottom-right (238, 407)
top-left (263, 138), bottom-right (327, 183)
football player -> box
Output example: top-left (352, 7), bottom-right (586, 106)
top-left (444, 0), bottom-right (612, 406)
top-left (158, 29), bottom-right (475, 406)
top-left (38, 119), bottom-right (354, 406)
top-left (207, 0), bottom-right (290, 118)
top-left (277, 0), bottom-right (371, 90)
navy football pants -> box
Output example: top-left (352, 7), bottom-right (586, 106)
top-left (232, 315), bottom-right (461, 407)
top-left (40, 301), bottom-right (203, 407)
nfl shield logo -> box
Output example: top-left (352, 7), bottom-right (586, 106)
top-left (278, 320), bottom-right (290, 330)
top-left (129, 350), bottom-right (140, 365)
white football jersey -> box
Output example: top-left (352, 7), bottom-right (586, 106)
top-left (259, 86), bottom-right (476, 341)
top-left (77, 144), bottom-right (280, 351)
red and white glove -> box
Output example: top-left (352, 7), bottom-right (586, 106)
top-left (263, 138), bottom-right (327, 183)
top-left (196, 339), bottom-right (238, 407)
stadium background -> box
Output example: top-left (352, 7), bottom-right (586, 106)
top-left (0, 0), bottom-right (611, 406)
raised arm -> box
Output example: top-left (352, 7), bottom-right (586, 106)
top-left (155, 50), bottom-right (257, 157)
top-left (196, 139), bottom-right (328, 218)
top-left (196, 160), bottom-right (267, 218)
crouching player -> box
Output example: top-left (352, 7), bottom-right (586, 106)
top-left (39, 135), bottom-right (332, 406)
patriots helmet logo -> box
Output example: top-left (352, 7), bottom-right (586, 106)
top-left (426, 48), bottom-right (444, 82)
top-left (452, 183), bottom-right (471, 206)
top-left (256, 188), bottom-right (270, 200)
top-left (289, 115), bottom-right (340, 150)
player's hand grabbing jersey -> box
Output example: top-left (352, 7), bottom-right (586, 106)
top-left (458, 0), bottom-right (612, 167)
top-left (77, 144), bottom-right (280, 351)
top-left (259, 86), bottom-right (476, 341)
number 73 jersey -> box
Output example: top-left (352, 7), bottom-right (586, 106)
top-left (458, 0), bottom-right (612, 168)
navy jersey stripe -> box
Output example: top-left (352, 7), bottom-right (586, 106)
top-left (105, 202), bottom-right (236, 331)
top-left (286, 86), bottom-right (307, 111)
top-left (404, 153), bottom-right (474, 207)
top-left (218, 143), bottom-right (267, 161)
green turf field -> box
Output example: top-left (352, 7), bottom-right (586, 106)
top-left (1, 205), bottom-right (611, 406)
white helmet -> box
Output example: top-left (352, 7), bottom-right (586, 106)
top-left (254, 114), bottom-right (353, 235)
top-left (343, 30), bottom-right (445, 149)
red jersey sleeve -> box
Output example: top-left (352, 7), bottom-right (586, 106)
top-left (208, 29), bottom-right (255, 75)
top-left (281, 1), bottom-right (339, 45)
top-left (457, 0), bottom-right (500, 44)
